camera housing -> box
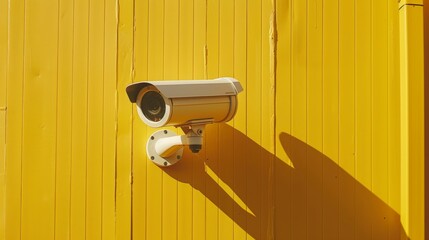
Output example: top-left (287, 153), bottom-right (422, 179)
top-left (126, 77), bottom-right (243, 127)
top-left (126, 77), bottom-right (243, 167)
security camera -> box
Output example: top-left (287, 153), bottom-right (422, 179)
top-left (126, 77), bottom-right (243, 167)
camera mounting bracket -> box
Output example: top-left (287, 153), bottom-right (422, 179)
top-left (146, 124), bottom-right (205, 167)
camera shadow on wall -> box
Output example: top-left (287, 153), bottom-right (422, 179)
top-left (163, 123), bottom-right (405, 239)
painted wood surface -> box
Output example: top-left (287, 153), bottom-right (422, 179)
top-left (0, 0), bottom-right (423, 239)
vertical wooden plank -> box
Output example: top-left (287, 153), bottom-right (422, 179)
top-left (425, 1), bottom-right (429, 238)
top-left (275, 0), bottom-right (292, 238)
top-left (102, 0), bottom-right (118, 237)
top-left (371, 0), bottom-right (388, 202)
top-left (0, 12), bottom-right (5, 230)
top-left (133, 0), bottom-right (148, 239)
top-left (192, 0), bottom-right (207, 239)
top-left (203, 166), bottom-right (219, 240)
top-left (116, 0), bottom-right (133, 238)
top-left (355, 0), bottom-right (372, 189)
top-left (399, 6), bottom-right (409, 238)
top-left (86, 0), bottom-right (105, 238)
top-left (355, 0), bottom-right (372, 238)
top-left (146, 0), bottom-right (164, 239)
top-left (406, 7), bottom-right (425, 238)
top-left (102, 5), bottom-right (118, 240)
top-left (291, 0), bottom-right (308, 238)
top-left (0, 0), bottom-right (7, 237)
top-left (218, 0), bottom-right (234, 239)
top-left (21, 0), bottom-right (58, 239)
top-left (260, 0), bottom-right (274, 238)
top-left (0, 0), bottom-right (6, 104)
top-left (247, 0), bottom-right (262, 239)
top-left (399, 3), bottom-right (425, 239)
top-left (177, 0), bottom-right (194, 239)
top-left (70, 0), bottom-right (89, 238)
top-left (371, 0), bottom-right (389, 239)
top-left (55, 0), bottom-right (73, 238)
top-left (102, 0), bottom-right (118, 239)
top-left (306, 0), bottom-right (323, 239)
top-left (5, 0), bottom-right (24, 238)
top-left (233, 0), bottom-right (248, 238)
top-left (162, 0), bottom-right (179, 239)
top-left (338, 0), bottom-right (356, 239)
top-left (322, 0), bottom-right (339, 238)
top-left (0, 1), bottom-right (6, 107)
top-left (163, 0), bottom-right (179, 80)
top-left (205, 0), bottom-right (220, 239)
top-left (387, 0), bottom-right (401, 238)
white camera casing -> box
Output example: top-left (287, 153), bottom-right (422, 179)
top-left (126, 77), bottom-right (243, 127)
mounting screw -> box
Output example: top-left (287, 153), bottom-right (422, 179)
top-left (177, 155), bottom-right (181, 159)
top-left (150, 156), bottom-right (155, 160)
top-left (151, 136), bottom-right (155, 140)
top-left (164, 130), bottom-right (168, 134)
top-left (164, 162), bottom-right (168, 166)
top-left (197, 129), bottom-right (203, 135)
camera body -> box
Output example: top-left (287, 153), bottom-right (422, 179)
top-left (126, 77), bottom-right (243, 167)
top-left (126, 77), bottom-right (243, 127)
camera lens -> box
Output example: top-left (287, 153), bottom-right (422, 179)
top-left (189, 144), bottom-right (202, 153)
top-left (141, 91), bottom-right (166, 122)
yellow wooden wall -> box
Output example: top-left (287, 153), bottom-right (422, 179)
top-left (0, 0), bottom-right (425, 239)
